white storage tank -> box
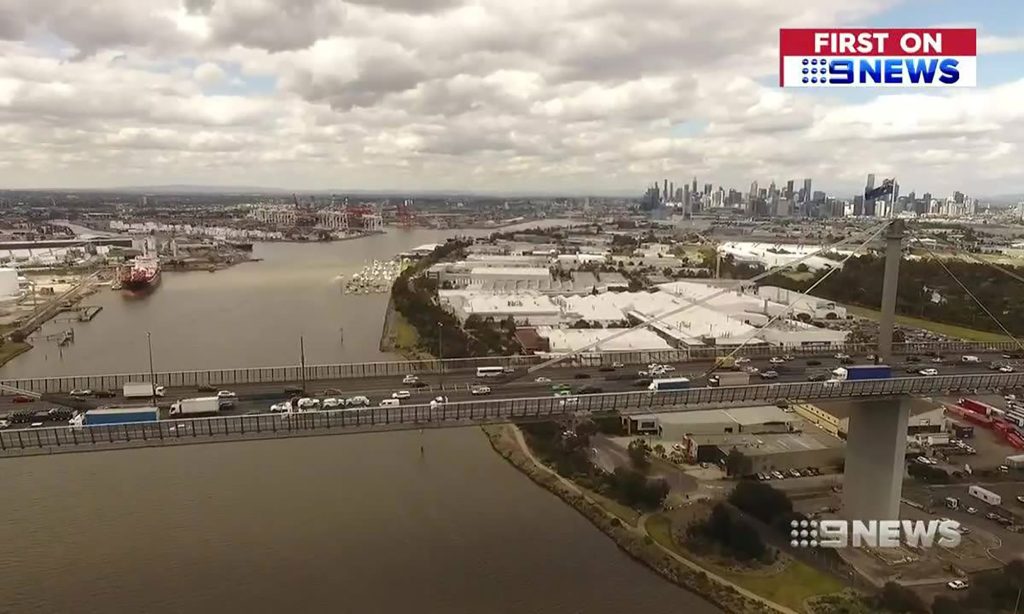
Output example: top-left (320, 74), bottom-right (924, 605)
top-left (0, 267), bottom-right (19, 299)
top-left (968, 484), bottom-right (1002, 506)
top-left (1005, 454), bottom-right (1024, 469)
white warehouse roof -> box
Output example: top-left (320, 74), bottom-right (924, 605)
top-left (537, 327), bottom-right (673, 352)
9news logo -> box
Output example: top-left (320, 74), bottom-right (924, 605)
top-left (780, 28), bottom-right (976, 88)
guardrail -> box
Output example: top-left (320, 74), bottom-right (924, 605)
top-left (1, 340), bottom-right (1016, 396)
top-left (2, 371), bottom-right (1021, 457)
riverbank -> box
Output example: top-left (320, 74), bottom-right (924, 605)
top-left (0, 340), bottom-right (31, 369)
top-left (379, 297), bottom-right (431, 360)
top-left (481, 423), bottom-right (787, 614)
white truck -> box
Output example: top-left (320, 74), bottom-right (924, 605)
top-left (969, 484), bottom-right (1002, 506)
top-left (961, 355), bottom-right (981, 363)
top-left (123, 382), bottom-right (166, 399)
top-left (169, 396), bottom-right (221, 416)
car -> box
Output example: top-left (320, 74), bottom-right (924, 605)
top-left (1001, 365), bottom-right (1015, 373)
top-left (503, 366), bottom-right (515, 374)
top-left (807, 373), bottom-right (829, 382)
top-left (296, 397), bottom-right (320, 410)
top-left (905, 366), bottom-right (920, 373)
top-left (11, 395), bottom-right (34, 404)
top-left (471, 385), bottom-right (491, 396)
top-left (551, 383), bottom-right (570, 391)
top-left (947, 580), bottom-right (969, 591)
top-left (0, 419), bottom-right (9, 429)
top-left (999, 465), bottom-right (1010, 473)
top-left (638, 370), bottom-right (650, 377)
top-left (760, 370), bottom-right (779, 380)
top-left (345, 396), bottom-right (371, 407)
top-left (789, 468), bottom-right (801, 478)
top-left (321, 388), bottom-right (344, 396)
top-left (932, 357), bottom-right (944, 363)
top-left (782, 355), bottom-right (795, 361)
top-left (412, 380), bottom-right (429, 388)
top-left (775, 400), bottom-right (790, 409)
top-left (217, 390), bottom-right (237, 399)
top-left (840, 356), bottom-right (854, 365)
top-left (573, 373), bottom-right (591, 379)
top-left (534, 377), bottom-right (551, 383)
top-left (834, 353), bottom-right (850, 360)
top-left (392, 390), bottom-right (411, 400)
top-left (402, 374), bottom-right (419, 384)
top-left (905, 355), bottom-right (920, 362)
top-left (771, 470), bottom-right (785, 480)
top-left (744, 366), bottom-right (759, 374)
top-left (1017, 496), bottom-right (1024, 505)
top-left (612, 362), bottom-right (624, 369)
top-left (769, 357), bottom-right (785, 364)
top-left (197, 384), bottom-right (218, 392)
top-left (559, 397), bottom-right (579, 406)
top-left (379, 398), bottom-right (400, 407)
top-left (987, 512), bottom-right (1000, 520)
top-left (269, 401), bottom-right (291, 413)
top-left (661, 365), bottom-right (675, 372)
top-left (735, 357), bottom-right (751, 365)
top-left (92, 389), bottom-right (117, 398)
top-left (965, 506), bottom-right (978, 515)
top-left (69, 389), bottom-right (91, 397)
top-left (919, 368), bottom-right (939, 376)
top-left (807, 359), bottom-right (822, 366)
top-left (554, 389), bottom-right (572, 397)
top-left (321, 398), bottom-right (343, 409)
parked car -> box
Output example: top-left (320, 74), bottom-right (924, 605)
top-left (965, 506), bottom-right (977, 514)
top-left (771, 470), bottom-right (785, 480)
top-left (789, 468), bottom-right (801, 478)
top-left (470, 385), bottom-right (491, 396)
top-left (947, 580), bottom-right (969, 591)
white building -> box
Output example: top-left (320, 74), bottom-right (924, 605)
top-left (439, 290), bottom-right (562, 325)
top-left (718, 242), bottom-right (850, 271)
top-left (755, 286), bottom-right (847, 320)
top-left (250, 206), bottom-right (297, 226)
top-left (537, 327), bottom-right (673, 353)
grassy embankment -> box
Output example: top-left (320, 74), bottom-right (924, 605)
top-left (0, 341), bottom-right (31, 369)
top-left (482, 423), bottom-right (792, 614)
top-left (378, 298), bottom-right (433, 360)
top-left (844, 304), bottom-right (1009, 343)
top-left (646, 515), bottom-right (846, 612)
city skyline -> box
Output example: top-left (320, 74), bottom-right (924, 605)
top-left (0, 1), bottom-right (1022, 195)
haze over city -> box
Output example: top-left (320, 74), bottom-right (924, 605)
top-left (0, 0), bottom-right (1022, 196)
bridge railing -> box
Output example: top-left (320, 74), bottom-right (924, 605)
top-left (1, 340), bottom-right (1017, 396)
top-left (2, 371), bottom-right (1022, 456)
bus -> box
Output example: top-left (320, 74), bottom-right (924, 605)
top-left (648, 377), bottom-right (691, 392)
top-left (476, 366), bottom-right (505, 378)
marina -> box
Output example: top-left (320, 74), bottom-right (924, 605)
top-left (342, 258), bottom-right (406, 294)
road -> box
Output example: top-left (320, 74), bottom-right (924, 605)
top-left (3, 350), bottom-right (1017, 419)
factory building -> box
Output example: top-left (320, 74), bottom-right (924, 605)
top-left (0, 267), bottom-right (19, 300)
top-left (793, 398), bottom-right (947, 439)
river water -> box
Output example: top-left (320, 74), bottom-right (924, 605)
top-left (0, 227), bottom-right (721, 614)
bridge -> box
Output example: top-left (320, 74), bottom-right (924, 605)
top-left (1, 371), bottom-right (1019, 457)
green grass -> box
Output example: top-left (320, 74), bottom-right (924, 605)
top-left (393, 311), bottom-right (419, 350)
top-left (0, 341), bottom-right (31, 368)
top-left (845, 304), bottom-right (1010, 343)
top-left (583, 488), bottom-right (641, 526)
top-left (646, 514), bottom-right (846, 612)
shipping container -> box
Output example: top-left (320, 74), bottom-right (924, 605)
top-left (952, 424), bottom-right (975, 439)
top-left (169, 397), bottom-right (220, 416)
top-left (969, 485), bottom-right (1002, 506)
top-left (75, 406), bottom-right (159, 426)
top-left (958, 398), bottom-right (997, 416)
top-left (845, 365), bottom-right (891, 381)
top-left (1005, 454), bottom-right (1024, 469)
top-left (708, 372), bottom-right (750, 387)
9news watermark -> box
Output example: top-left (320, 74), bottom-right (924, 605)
top-left (790, 519), bottom-right (963, 549)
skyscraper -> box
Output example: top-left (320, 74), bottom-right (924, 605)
top-left (663, 179), bottom-right (668, 204)
top-left (692, 177), bottom-right (697, 194)
top-left (703, 183), bottom-right (712, 195)
top-left (865, 173), bottom-right (875, 195)
top-left (802, 178), bottom-right (812, 202)
top-left (785, 180), bottom-right (794, 199)
top-left (749, 180), bottom-right (758, 198)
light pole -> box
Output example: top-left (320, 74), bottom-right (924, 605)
top-left (146, 331), bottom-right (157, 406)
top-left (299, 335), bottom-right (307, 393)
top-left (438, 323), bottom-right (444, 391)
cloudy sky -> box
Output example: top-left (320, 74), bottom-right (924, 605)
top-left (0, 0), bottom-right (1021, 196)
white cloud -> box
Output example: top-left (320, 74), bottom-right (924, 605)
top-left (0, 0), bottom-right (1019, 196)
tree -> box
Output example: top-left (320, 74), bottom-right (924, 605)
top-left (653, 443), bottom-right (666, 457)
top-left (627, 438), bottom-right (651, 472)
top-left (929, 597), bottom-right (960, 614)
top-left (724, 448), bottom-right (748, 477)
top-left (728, 480), bottom-right (793, 525)
top-left (796, 263), bottom-right (809, 273)
top-left (875, 582), bottom-right (928, 614)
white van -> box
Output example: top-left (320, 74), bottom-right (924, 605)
top-left (379, 398), bottom-right (400, 407)
top-left (961, 355), bottom-right (980, 363)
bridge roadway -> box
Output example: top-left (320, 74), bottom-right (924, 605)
top-left (0, 351), bottom-right (1013, 414)
top-left (2, 364), bottom-right (1023, 458)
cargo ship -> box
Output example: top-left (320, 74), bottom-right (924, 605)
top-left (120, 256), bottom-right (161, 291)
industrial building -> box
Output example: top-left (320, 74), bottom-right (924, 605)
top-left (624, 405), bottom-right (801, 439)
top-left (0, 267), bottom-right (19, 301)
top-left (687, 431), bottom-right (845, 475)
top-left (718, 241), bottom-right (853, 271)
top-left (537, 327), bottom-right (673, 353)
top-left (794, 398), bottom-right (946, 439)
